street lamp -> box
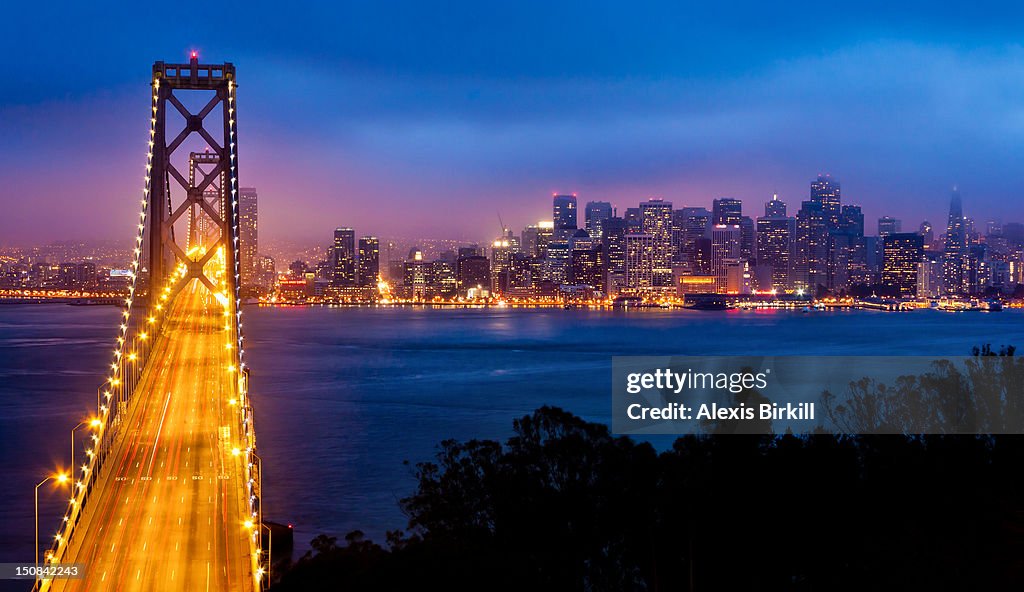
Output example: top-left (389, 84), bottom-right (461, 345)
top-left (71, 418), bottom-right (101, 476)
top-left (261, 522), bottom-right (272, 585)
top-left (34, 472), bottom-right (70, 584)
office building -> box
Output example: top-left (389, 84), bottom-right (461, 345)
top-left (710, 225), bottom-right (741, 292)
top-left (809, 175), bottom-right (841, 229)
top-left (602, 217), bottom-right (627, 290)
top-left (584, 201), bottom-right (613, 239)
top-left (570, 230), bottom-right (604, 289)
top-left (238, 187), bottom-right (258, 289)
top-left (943, 188), bottom-right (969, 294)
top-left (794, 201), bottom-right (829, 293)
top-left (756, 206), bottom-right (794, 292)
top-left (544, 241), bottom-right (571, 285)
top-left (553, 194), bottom-right (578, 236)
top-left (878, 216), bottom-right (902, 238)
top-left (712, 198), bottom-right (742, 225)
top-left (624, 207), bottom-right (642, 230)
top-left (739, 216), bottom-right (755, 262)
top-left (883, 232), bottom-right (924, 297)
top-left (625, 233), bottom-right (655, 292)
top-left (403, 247), bottom-right (431, 299)
top-left (917, 255), bottom-right (943, 298)
top-left (357, 236), bottom-right (379, 287)
top-left (332, 228), bottom-right (356, 286)
top-left (457, 255), bottom-right (491, 297)
top-left (490, 235), bottom-right (513, 293)
top-left (640, 198), bottom-right (674, 287)
top-left (765, 193), bottom-right (787, 218)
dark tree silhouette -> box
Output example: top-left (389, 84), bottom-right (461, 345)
top-left (272, 348), bottom-right (1024, 591)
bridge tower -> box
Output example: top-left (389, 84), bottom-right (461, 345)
top-left (148, 54), bottom-right (241, 299)
top-left (186, 150), bottom-right (226, 251)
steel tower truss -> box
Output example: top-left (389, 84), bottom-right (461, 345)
top-left (148, 55), bottom-right (240, 297)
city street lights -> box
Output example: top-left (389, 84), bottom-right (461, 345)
top-left (250, 450), bottom-right (266, 583)
top-left (71, 418), bottom-right (102, 476)
top-left (34, 472), bottom-right (69, 583)
top-left (70, 421), bottom-right (86, 478)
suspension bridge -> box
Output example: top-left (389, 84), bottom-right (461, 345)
top-left (34, 55), bottom-right (265, 591)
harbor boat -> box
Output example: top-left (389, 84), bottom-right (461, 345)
top-left (981, 299), bottom-right (1003, 312)
top-left (612, 295), bottom-right (643, 308)
top-left (685, 295), bottom-right (734, 311)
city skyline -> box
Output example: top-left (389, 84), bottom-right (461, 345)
top-left (0, 179), bottom-right (997, 250)
top-left (6, 12), bottom-right (1024, 592)
top-left (4, 4), bottom-right (1024, 244)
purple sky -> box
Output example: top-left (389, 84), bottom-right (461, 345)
top-left (2, 3), bottom-right (1024, 246)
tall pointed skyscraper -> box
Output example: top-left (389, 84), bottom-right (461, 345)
top-left (942, 187), bottom-right (968, 294)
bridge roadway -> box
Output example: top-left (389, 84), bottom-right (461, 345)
top-left (52, 280), bottom-right (253, 592)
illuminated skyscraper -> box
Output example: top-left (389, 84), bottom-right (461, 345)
top-left (625, 233), bottom-right (655, 292)
top-left (835, 204), bottom-right (868, 288)
top-left (521, 225), bottom-right (541, 258)
top-left (544, 241), bottom-right (571, 285)
top-left (507, 252), bottom-right (537, 290)
top-left (677, 207), bottom-right (711, 266)
top-left (403, 247), bottom-right (431, 299)
top-left (878, 216), bottom-right (902, 238)
top-left (810, 174), bottom-right (841, 229)
top-left (584, 201), bottom-right (613, 238)
top-left (943, 187), bottom-right (969, 294)
top-left (431, 260), bottom-right (458, 296)
top-left (710, 224), bottom-right (741, 292)
top-left (883, 232), bottom-right (924, 296)
top-left (332, 228), bottom-right (356, 286)
top-left (457, 255), bottom-right (491, 296)
top-left (917, 254), bottom-right (943, 298)
top-left (739, 216), bottom-right (755, 262)
top-left (640, 198), bottom-right (674, 287)
top-left (238, 187), bottom-right (258, 289)
top-left (794, 201), bottom-right (829, 293)
top-left (765, 193), bottom-right (787, 217)
top-left (552, 194), bottom-right (578, 236)
top-left (536, 221), bottom-right (554, 258)
top-left (569, 229), bottom-right (603, 289)
top-left (490, 234), bottom-right (513, 293)
top-left (602, 217), bottom-right (627, 289)
top-left (756, 202), bottom-right (794, 292)
top-left (357, 236), bottom-right (380, 287)
top-left (712, 198), bottom-right (743, 225)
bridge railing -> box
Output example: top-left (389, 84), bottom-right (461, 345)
top-left (36, 79), bottom-right (177, 590)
